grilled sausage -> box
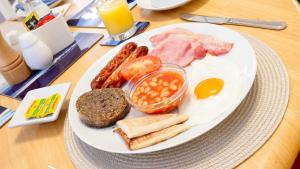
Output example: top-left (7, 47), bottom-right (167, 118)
top-left (101, 46), bottom-right (149, 88)
top-left (91, 42), bottom-right (137, 89)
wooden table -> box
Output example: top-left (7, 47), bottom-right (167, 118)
top-left (1, 0), bottom-right (300, 168)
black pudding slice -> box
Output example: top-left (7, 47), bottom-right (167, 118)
top-left (76, 88), bottom-right (130, 128)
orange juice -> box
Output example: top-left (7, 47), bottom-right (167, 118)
top-left (97, 0), bottom-right (134, 35)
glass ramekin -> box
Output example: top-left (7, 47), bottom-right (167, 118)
top-left (124, 63), bottom-right (188, 114)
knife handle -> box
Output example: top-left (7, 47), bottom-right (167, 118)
top-left (228, 18), bottom-right (287, 30)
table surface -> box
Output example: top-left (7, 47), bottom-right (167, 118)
top-left (1, 0), bottom-right (300, 168)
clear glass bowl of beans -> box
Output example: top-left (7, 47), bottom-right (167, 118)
top-left (124, 64), bottom-right (188, 114)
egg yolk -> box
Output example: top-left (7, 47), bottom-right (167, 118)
top-left (194, 78), bottom-right (224, 99)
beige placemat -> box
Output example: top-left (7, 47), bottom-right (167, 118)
top-left (64, 35), bottom-right (289, 169)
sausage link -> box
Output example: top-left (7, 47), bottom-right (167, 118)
top-left (90, 42), bottom-right (137, 89)
top-left (102, 46), bottom-right (149, 88)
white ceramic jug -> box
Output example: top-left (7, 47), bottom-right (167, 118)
top-left (19, 32), bottom-right (53, 70)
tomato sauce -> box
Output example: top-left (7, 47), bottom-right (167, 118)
top-left (131, 71), bottom-right (184, 106)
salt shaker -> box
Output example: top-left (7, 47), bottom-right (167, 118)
top-left (19, 32), bottom-right (53, 70)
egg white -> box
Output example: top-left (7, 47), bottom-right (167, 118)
top-left (179, 56), bottom-right (242, 125)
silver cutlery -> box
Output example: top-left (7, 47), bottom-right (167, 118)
top-left (180, 13), bottom-right (287, 30)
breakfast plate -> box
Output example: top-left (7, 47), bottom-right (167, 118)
top-left (137, 0), bottom-right (192, 11)
top-left (68, 23), bottom-right (256, 154)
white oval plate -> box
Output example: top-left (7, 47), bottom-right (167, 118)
top-left (137, 0), bottom-right (192, 11)
top-left (68, 23), bottom-right (256, 154)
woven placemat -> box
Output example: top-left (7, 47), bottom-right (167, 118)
top-left (64, 35), bottom-right (289, 169)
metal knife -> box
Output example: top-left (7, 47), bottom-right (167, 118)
top-left (180, 13), bottom-right (287, 30)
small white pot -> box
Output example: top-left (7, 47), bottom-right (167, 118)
top-left (19, 32), bottom-right (53, 70)
top-left (31, 15), bottom-right (75, 54)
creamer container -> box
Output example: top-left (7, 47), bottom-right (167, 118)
top-left (19, 32), bottom-right (53, 70)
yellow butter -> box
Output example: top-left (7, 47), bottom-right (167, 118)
top-left (25, 93), bottom-right (61, 119)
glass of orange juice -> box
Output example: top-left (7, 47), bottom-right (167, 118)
top-left (96, 0), bottom-right (137, 41)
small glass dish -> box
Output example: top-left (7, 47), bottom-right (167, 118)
top-left (124, 64), bottom-right (188, 114)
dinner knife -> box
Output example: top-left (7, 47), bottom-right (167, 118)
top-left (180, 13), bottom-right (287, 30)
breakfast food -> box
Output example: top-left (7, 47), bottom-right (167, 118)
top-left (151, 36), bottom-right (201, 67)
top-left (149, 28), bottom-right (234, 67)
top-left (91, 42), bottom-right (137, 89)
top-left (120, 56), bottom-right (161, 81)
top-left (102, 46), bottom-right (149, 88)
top-left (25, 93), bottom-right (61, 119)
top-left (126, 64), bottom-right (188, 114)
top-left (76, 88), bottom-right (130, 127)
top-left (115, 123), bottom-right (191, 150)
top-left (78, 26), bottom-right (240, 151)
top-left (132, 71), bottom-right (183, 105)
top-left (178, 56), bottom-right (241, 124)
top-left (115, 114), bottom-right (190, 150)
top-left (194, 78), bottom-right (224, 99)
top-left (150, 28), bottom-right (195, 46)
top-left (117, 113), bottom-right (189, 138)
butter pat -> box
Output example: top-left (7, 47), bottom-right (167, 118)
top-left (25, 93), bottom-right (61, 119)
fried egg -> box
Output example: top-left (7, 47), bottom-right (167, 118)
top-left (179, 56), bottom-right (242, 125)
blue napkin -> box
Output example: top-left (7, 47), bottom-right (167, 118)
top-left (0, 107), bottom-right (14, 128)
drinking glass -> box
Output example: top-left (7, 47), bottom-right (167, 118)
top-left (96, 0), bottom-right (137, 41)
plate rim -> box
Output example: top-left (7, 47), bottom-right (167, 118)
top-left (137, 0), bottom-right (192, 11)
top-left (68, 23), bottom-right (257, 154)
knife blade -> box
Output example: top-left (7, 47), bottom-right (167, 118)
top-left (180, 13), bottom-right (287, 30)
